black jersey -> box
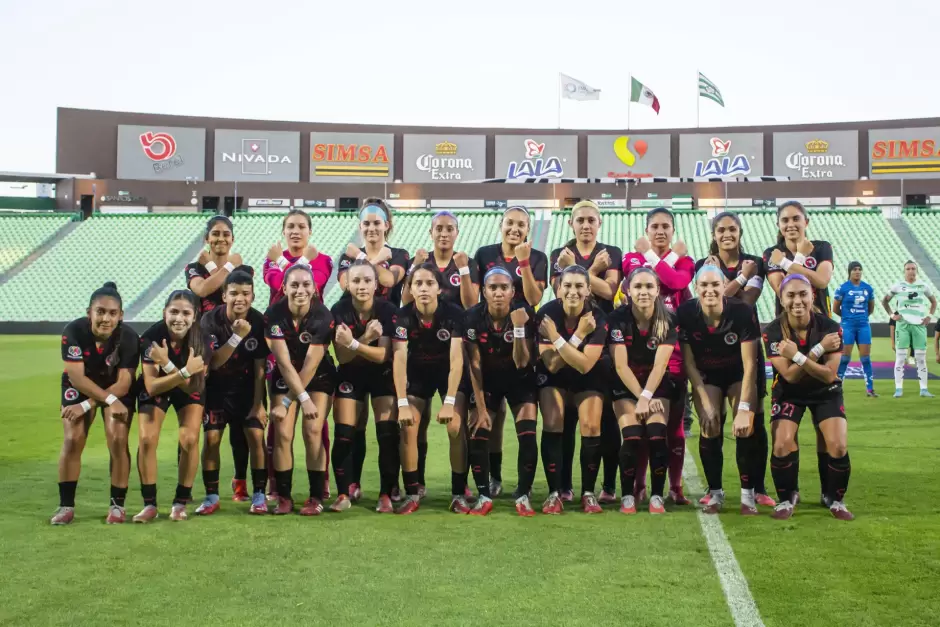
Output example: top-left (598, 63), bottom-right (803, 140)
top-left (140, 321), bottom-right (214, 377)
top-left (763, 240), bottom-right (834, 317)
top-left (393, 301), bottom-right (465, 366)
top-left (330, 298), bottom-right (396, 364)
top-left (676, 298), bottom-right (761, 375)
top-left (464, 303), bottom-right (537, 372)
top-left (263, 299), bottom-right (335, 369)
top-left (473, 244), bottom-right (549, 307)
top-left (432, 256), bottom-right (480, 308)
top-left (607, 306), bottom-right (678, 379)
top-left (338, 245), bottom-right (410, 306)
top-left (536, 300), bottom-right (608, 372)
top-left (763, 313), bottom-right (843, 399)
top-left (550, 242), bottom-right (623, 314)
top-left (201, 306), bottom-right (268, 388)
top-left (693, 253), bottom-right (766, 292)
top-left (184, 263), bottom-right (256, 315)
top-left (61, 318), bottom-right (140, 387)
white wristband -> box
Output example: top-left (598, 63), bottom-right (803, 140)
top-left (458, 266), bottom-right (470, 276)
top-left (204, 261), bottom-right (218, 273)
top-left (161, 361), bottom-right (177, 374)
top-left (356, 252), bottom-right (367, 261)
top-left (223, 261), bottom-right (235, 273)
top-left (297, 391), bottom-right (310, 403)
top-left (297, 256), bottom-right (310, 267)
top-left (347, 339), bottom-right (361, 351)
top-left (737, 402), bottom-right (751, 412)
top-left (640, 389), bottom-right (653, 400)
top-left (105, 394), bottom-right (118, 406)
top-left (281, 396), bottom-right (292, 408)
top-left (569, 334), bottom-right (584, 348)
top-left (179, 367), bottom-right (191, 379)
top-left (792, 253), bottom-right (806, 267)
top-left (642, 250), bottom-right (660, 267)
top-left (792, 352), bottom-right (808, 366)
top-left (227, 334), bottom-right (243, 348)
top-left (552, 337), bottom-right (567, 350)
top-left (810, 343), bottom-right (825, 359)
top-left (276, 255), bottom-right (290, 270)
top-left (80, 400), bottom-right (92, 412)
top-left (398, 398), bottom-right (410, 408)
top-left (443, 395), bottom-right (456, 406)
top-left (663, 251), bottom-right (680, 268)
top-left (513, 327), bottom-right (527, 338)
top-left (735, 274), bottom-right (749, 287)
top-left (779, 258), bottom-right (793, 272)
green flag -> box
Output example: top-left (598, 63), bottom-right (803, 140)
top-left (699, 72), bottom-right (724, 107)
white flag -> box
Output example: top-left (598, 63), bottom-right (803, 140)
top-left (559, 73), bottom-right (601, 101)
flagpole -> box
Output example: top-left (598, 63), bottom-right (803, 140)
top-left (696, 69), bottom-right (700, 128)
top-left (626, 73), bottom-right (631, 131)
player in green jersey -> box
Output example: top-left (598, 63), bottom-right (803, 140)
top-left (882, 261), bottom-right (937, 398)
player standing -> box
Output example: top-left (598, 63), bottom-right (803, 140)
top-left (882, 261), bottom-right (937, 398)
top-left (833, 261), bottom-right (877, 396)
top-left (51, 282), bottom-right (139, 525)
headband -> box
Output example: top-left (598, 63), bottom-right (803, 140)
top-left (504, 205), bottom-right (529, 216)
top-left (571, 200), bottom-right (600, 213)
top-left (432, 210), bottom-right (458, 228)
top-left (484, 267), bottom-right (513, 283)
top-left (695, 264), bottom-right (724, 283)
top-left (780, 273), bottom-right (811, 289)
top-left (359, 205), bottom-right (388, 222)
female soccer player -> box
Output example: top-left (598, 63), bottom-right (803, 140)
top-left (338, 197), bottom-right (409, 306)
top-left (608, 267), bottom-right (677, 515)
top-left (621, 207), bottom-right (694, 505)
top-left (833, 261), bottom-right (877, 396)
top-left (550, 200), bottom-right (623, 504)
top-left (695, 211), bottom-right (775, 507)
top-left (329, 261), bottom-right (398, 513)
top-left (537, 265), bottom-right (608, 514)
top-left (404, 211), bottom-right (479, 308)
top-left (763, 274), bottom-right (853, 521)
top-left (392, 263), bottom-right (468, 515)
top-left (882, 260), bottom-right (937, 398)
top-left (52, 282), bottom-right (139, 526)
top-left (197, 271), bottom-right (270, 515)
top-left (186, 215), bottom-right (246, 315)
top-left (134, 290), bottom-right (211, 523)
top-left (678, 266), bottom-right (764, 515)
top-left (465, 267), bottom-right (539, 516)
top-left (265, 264), bottom-right (336, 516)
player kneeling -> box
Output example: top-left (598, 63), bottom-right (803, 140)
top-left (608, 268), bottom-right (676, 515)
top-left (197, 271), bottom-right (270, 515)
top-left (52, 283), bottom-right (139, 525)
top-left (678, 266), bottom-right (764, 515)
top-left (764, 275), bottom-right (853, 521)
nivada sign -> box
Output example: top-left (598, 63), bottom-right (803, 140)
top-left (310, 132), bottom-right (394, 182)
top-left (869, 127), bottom-right (940, 179)
top-left (214, 130), bottom-right (300, 182)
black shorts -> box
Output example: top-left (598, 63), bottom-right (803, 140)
top-left (138, 386), bottom-right (205, 414)
top-left (468, 368), bottom-right (538, 412)
top-left (771, 387), bottom-right (846, 427)
top-left (335, 363), bottom-right (395, 401)
top-left (204, 388), bottom-right (262, 431)
top-left (611, 371), bottom-right (676, 402)
top-left (536, 358), bottom-right (609, 396)
top-left (406, 362), bottom-right (453, 401)
top-left (269, 361), bottom-right (336, 398)
top-left (60, 374), bottom-right (136, 417)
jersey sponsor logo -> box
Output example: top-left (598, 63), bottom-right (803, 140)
top-left (503, 329), bottom-right (514, 343)
top-left (338, 381), bottom-right (354, 394)
top-left (724, 332), bottom-right (738, 345)
top-left (805, 256), bottom-right (818, 269)
top-left (449, 273), bottom-right (461, 287)
top-left (67, 346), bottom-right (82, 358)
top-left (244, 338), bottom-right (258, 352)
top-left (276, 378), bottom-right (288, 390)
top-left (299, 331), bottom-right (313, 344)
top-left (395, 326), bottom-right (408, 339)
top-left (269, 324), bottom-right (284, 338)
top-left (466, 328), bottom-right (476, 341)
top-left (437, 329), bottom-right (451, 341)
top-left (64, 387), bottom-right (79, 401)
top-left (611, 329), bottom-right (624, 342)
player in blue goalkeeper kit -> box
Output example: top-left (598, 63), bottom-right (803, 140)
top-left (833, 261), bottom-right (876, 396)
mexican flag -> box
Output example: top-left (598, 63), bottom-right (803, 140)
top-left (630, 77), bottom-right (660, 114)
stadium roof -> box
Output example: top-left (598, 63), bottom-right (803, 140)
top-left (0, 171), bottom-right (96, 183)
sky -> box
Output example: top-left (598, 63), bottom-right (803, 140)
top-left (0, 0), bottom-right (938, 173)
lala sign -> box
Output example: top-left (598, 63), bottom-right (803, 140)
top-left (415, 141), bottom-right (475, 180)
top-left (506, 139), bottom-right (565, 179)
top-left (785, 139), bottom-right (844, 178)
top-left (693, 137), bottom-right (751, 177)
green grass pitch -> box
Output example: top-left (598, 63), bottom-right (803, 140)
top-left (0, 335), bottom-right (938, 626)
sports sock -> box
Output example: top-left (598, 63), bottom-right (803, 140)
top-left (826, 453), bottom-right (851, 503)
top-left (837, 354), bottom-right (850, 380)
top-left (274, 469), bottom-right (292, 502)
top-left (331, 423), bottom-right (356, 497)
top-left (376, 421), bottom-right (400, 496)
top-left (402, 470), bottom-right (421, 496)
top-left (470, 428), bottom-right (492, 497)
top-left (540, 431), bottom-right (564, 494)
top-left (266, 424), bottom-right (276, 489)
top-left (352, 428), bottom-right (367, 485)
top-left (860, 355), bottom-right (874, 391)
top-left (915, 350), bottom-right (929, 390)
top-left (667, 402), bottom-right (686, 492)
top-left (515, 420), bottom-right (538, 495)
top-left (58, 481), bottom-right (77, 508)
top-left (579, 435), bottom-right (602, 495)
top-left (619, 425), bottom-right (643, 497)
top-left (561, 408), bottom-right (578, 492)
top-left (141, 483), bottom-right (157, 507)
top-left (250, 467), bottom-right (267, 494)
top-left (647, 423), bottom-right (669, 498)
top-left (895, 349), bottom-right (907, 389)
top-left (110, 485), bottom-right (127, 508)
top-left (451, 471), bottom-right (467, 496)
top-left (754, 412), bottom-right (769, 494)
top-left (417, 441), bottom-right (429, 486)
top-left (817, 451), bottom-right (830, 495)
top-left (770, 451), bottom-right (799, 504)
top-left (173, 484), bottom-right (192, 505)
top-left (601, 407), bottom-right (621, 492)
top-left (203, 468), bottom-right (220, 496)
top-left (634, 439), bottom-right (649, 492)
top-left (229, 424), bottom-right (249, 482)
top-left (307, 470), bottom-right (325, 500)
top-left (734, 434), bottom-right (757, 490)
top-left (699, 436), bottom-right (724, 492)
top-left (489, 451), bottom-right (503, 483)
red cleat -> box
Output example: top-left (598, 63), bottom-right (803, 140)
top-left (829, 501), bottom-right (855, 521)
top-left (106, 505), bottom-right (126, 524)
top-left (559, 489), bottom-right (574, 503)
top-left (581, 493), bottom-right (603, 514)
top-left (274, 497), bottom-right (294, 515)
top-left (299, 497), bottom-right (324, 516)
top-left (515, 495), bottom-right (536, 517)
top-left (648, 495), bottom-right (666, 515)
top-left (598, 489), bottom-right (618, 505)
top-left (771, 501), bottom-right (794, 520)
top-left (195, 498), bottom-right (220, 516)
top-left (542, 493), bottom-right (564, 515)
top-left (349, 483), bottom-right (362, 503)
top-left (450, 496), bottom-right (472, 514)
top-left (702, 491), bottom-right (725, 515)
top-left (132, 505), bottom-right (159, 523)
top-left (740, 502), bottom-right (759, 516)
top-left (231, 479), bottom-right (249, 502)
top-left (169, 503), bottom-right (188, 521)
top-left (755, 493), bottom-right (776, 507)
top-left (619, 496), bottom-right (637, 515)
top-left (417, 485), bottom-right (427, 500)
top-left (249, 499), bottom-right (268, 515)
top-left (464, 485), bottom-right (476, 503)
top-left (668, 488), bottom-right (691, 505)
top-left (468, 497), bottom-right (493, 516)
top-left (50, 506), bottom-right (74, 525)
top-left (375, 495), bottom-right (394, 513)
top-left (330, 495), bottom-right (352, 512)
top-left (396, 496), bottom-right (420, 515)
top-left (699, 494), bottom-right (710, 505)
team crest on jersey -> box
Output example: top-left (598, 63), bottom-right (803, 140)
top-left (503, 330), bottom-right (514, 343)
top-left (515, 266), bottom-right (523, 277)
top-left (105, 354), bottom-right (116, 367)
top-left (395, 326), bottom-right (407, 340)
top-left (611, 329), bottom-right (624, 342)
top-left (466, 328), bottom-right (476, 341)
top-left (437, 329), bottom-right (451, 341)
top-left (269, 324), bottom-right (284, 338)
top-left (299, 331), bottom-right (313, 344)
top-left (209, 334), bottom-right (219, 350)
top-left (805, 257), bottom-right (817, 269)
top-left (629, 257), bottom-right (641, 267)
top-left (68, 346), bottom-right (81, 358)
top-left (244, 338), bottom-right (258, 352)
top-left (338, 382), bottom-right (353, 394)
top-left (339, 259), bottom-right (351, 269)
top-left (769, 342), bottom-right (780, 355)
top-left (276, 378), bottom-right (288, 390)
top-left (469, 393), bottom-right (476, 405)
top-left (646, 337), bottom-right (660, 350)
top-left (771, 403), bottom-right (781, 416)
top-left (449, 273), bottom-right (461, 287)
top-left (64, 387), bottom-right (79, 402)
top-left (553, 262), bottom-right (563, 273)
top-left (188, 267), bottom-right (200, 278)
top-left (724, 332), bottom-right (738, 345)
top-left (143, 346), bottom-right (152, 360)
top-left (139, 389), bottom-right (150, 402)
top-left (537, 374), bottom-right (548, 386)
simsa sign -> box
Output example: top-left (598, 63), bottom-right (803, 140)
top-left (310, 132), bottom-right (394, 182)
top-left (869, 127), bottom-right (940, 179)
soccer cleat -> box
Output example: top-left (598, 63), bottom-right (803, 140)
top-left (698, 494), bottom-right (710, 505)
top-left (50, 506), bottom-right (74, 525)
top-left (829, 501), bottom-right (855, 521)
top-left (449, 495), bottom-right (472, 514)
top-left (469, 496), bottom-right (493, 516)
top-left (920, 389), bottom-right (935, 398)
top-left (702, 490), bottom-right (725, 515)
top-left (648, 495), bottom-right (666, 515)
top-left (668, 487), bottom-right (691, 506)
top-left (581, 492), bottom-right (603, 514)
top-left (559, 489), bottom-right (574, 503)
top-left (106, 504), bottom-right (126, 524)
top-left (231, 479), bottom-right (249, 502)
top-left (391, 485), bottom-right (402, 503)
top-left (489, 480), bottom-right (503, 498)
top-left (598, 489), bottom-right (618, 504)
top-left (375, 495), bottom-right (394, 514)
top-left (893, 388), bottom-right (903, 398)
top-left (329, 495), bottom-right (352, 513)
top-left (542, 492), bottom-right (564, 515)
top-left (132, 505), bottom-right (159, 523)
top-left (771, 501), bottom-right (794, 520)
top-left (349, 483), bottom-right (362, 503)
top-left (866, 389), bottom-right (879, 398)
top-left (416, 485), bottom-right (427, 500)
top-left (195, 495), bottom-right (220, 516)
top-left (514, 495), bottom-right (536, 517)
top-left (249, 492), bottom-right (268, 515)
top-left (396, 495), bottom-right (420, 515)
top-left (464, 485), bottom-right (476, 503)
top-left (619, 495), bottom-right (637, 515)
top-left (790, 491), bottom-right (801, 506)
top-left (741, 502), bottom-right (759, 516)
top-left (299, 497), bottom-right (324, 516)
top-left (755, 492), bottom-right (776, 507)
top-left (274, 497), bottom-right (294, 515)
top-left (169, 503), bottom-right (188, 522)
top-left (740, 489), bottom-right (758, 516)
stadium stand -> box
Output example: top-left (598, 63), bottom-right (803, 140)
top-left (0, 213), bottom-right (73, 274)
top-left (901, 210), bottom-right (940, 271)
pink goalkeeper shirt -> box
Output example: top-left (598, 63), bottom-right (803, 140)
top-left (263, 250), bottom-right (333, 306)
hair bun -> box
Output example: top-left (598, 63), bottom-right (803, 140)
top-left (103, 281), bottom-right (118, 290)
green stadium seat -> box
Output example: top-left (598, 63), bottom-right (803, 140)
top-left (0, 214), bottom-right (73, 274)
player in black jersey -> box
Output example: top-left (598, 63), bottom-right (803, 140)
top-left (329, 261), bottom-right (398, 513)
top-left (694, 211), bottom-right (775, 507)
top-left (608, 267), bottom-right (677, 515)
top-left (464, 267), bottom-right (539, 516)
top-left (134, 290), bottom-right (212, 523)
top-left (51, 282), bottom-right (140, 526)
top-left (677, 266), bottom-right (765, 516)
top-left (185, 215), bottom-right (249, 315)
top-left (536, 265), bottom-right (608, 515)
top-left (264, 264), bottom-right (336, 517)
top-left (549, 200), bottom-right (623, 505)
top-left (338, 197), bottom-right (410, 306)
top-left (196, 271), bottom-right (269, 516)
top-left (763, 274), bottom-right (853, 521)
top-left (392, 263), bottom-right (468, 515)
